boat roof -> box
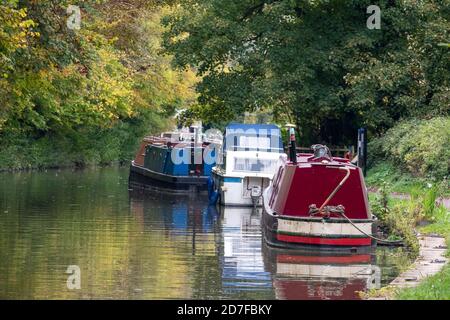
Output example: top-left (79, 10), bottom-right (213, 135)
top-left (224, 123), bottom-right (283, 153)
top-left (225, 123), bottom-right (281, 131)
top-left (295, 153), bottom-right (354, 166)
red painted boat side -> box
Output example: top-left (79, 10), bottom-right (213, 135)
top-left (276, 254), bottom-right (372, 264)
top-left (271, 156), bottom-right (370, 220)
top-left (277, 234), bottom-right (372, 246)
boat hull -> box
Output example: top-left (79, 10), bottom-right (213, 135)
top-left (211, 170), bottom-right (271, 207)
top-left (129, 162), bottom-right (208, 193)
top-left (263, 209), bottom-right (375, 253)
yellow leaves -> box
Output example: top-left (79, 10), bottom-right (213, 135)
top-left (79, 47), bottom-right (135, 123)
top-left (1, 2), bottom-right (198, 137)
top-left (19, 19), bottom-right (36, 29)
top-left (18, 8), bottom-right (28, 19)
top-left (0, 4), bottom-right (38, 56)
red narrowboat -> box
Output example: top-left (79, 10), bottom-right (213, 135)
top-left (262, 127), bottom-right (375, 252)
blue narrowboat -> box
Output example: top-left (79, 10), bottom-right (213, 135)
top-left (129, 127), bottom-right (219, 192)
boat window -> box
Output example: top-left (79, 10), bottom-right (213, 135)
top-left (239, 136), bottom-right (270, 150)
top-left (233, 157), bottom-right (278, 173)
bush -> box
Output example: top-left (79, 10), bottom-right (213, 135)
top-left (369, 178), bottom-right (449, 255)
top-left (0, 109), bottom-right (167, 171)
top-left (370, 183), bottom-right (422, 254)
top-left (369, 117), bottom-right (450, 180)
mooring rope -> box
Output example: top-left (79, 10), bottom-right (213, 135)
top-left (336, 211), bottom-right (404, 245)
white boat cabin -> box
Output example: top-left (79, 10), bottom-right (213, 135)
top-left (212, 123), bottom-right (286, 207)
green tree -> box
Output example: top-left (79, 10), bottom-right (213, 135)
top-left (163, 0), bottom-right (449, 145)
top-left (0, 0), bottom-right (37, 131)
top-left (0, 0), bottom-right (199, 169)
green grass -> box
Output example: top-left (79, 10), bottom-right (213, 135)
top-left (396, 253), bottom-right (450, 300)
top-left (368, 179), bottom-right (450, 300)
top-left (369, 184), bottom-right (424, 253)
top-left (421, 206), bottom-right (450, 237)
top-left (366, 162), bottom-right (450, 197)
top-left (367, 193), bottom-right (450, 299)
top-left (394, 204), bottom-right (450, 300)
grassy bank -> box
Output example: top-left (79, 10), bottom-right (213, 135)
top-left (367, 178), bottom-right (450, 299)
top-left (369, 183), bottom-right (428, 254)
top-left (366, 160), bottom-right (449, 259)
top-left (394, 203), bottom-right (450, 299)
top-left (396, 249), bottom-right (450, 299)
top-left (365, 117), bottom-right (449, 267)
top-left (366, 162), bottom-right (450, 197)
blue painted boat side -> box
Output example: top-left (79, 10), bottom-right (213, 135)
top-left (144, 144), bottom-right (216, 177)
top-left (164, 148), bottom-right (189, 176)
top-left (223, 177), bottom-right (242, 183)
top-left (203, 147), bottom-right (216, 177)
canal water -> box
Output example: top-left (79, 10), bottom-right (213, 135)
top-left (0, 166), bottom-right (413, 300)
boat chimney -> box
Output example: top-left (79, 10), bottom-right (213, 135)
top-left (357, 127), bottom-right (367, 176)
top-left (189, 125), bottom-right (200, 145)
top-left (286, 124), bottom-right (297, 164)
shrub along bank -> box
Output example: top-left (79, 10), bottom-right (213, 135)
top-left (366, 120), bottom-right (449, 296)
top-left (368, 117), bottom-right (449, 184)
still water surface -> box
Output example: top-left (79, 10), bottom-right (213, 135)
top-left (0, 167), bottom-right (412, 299)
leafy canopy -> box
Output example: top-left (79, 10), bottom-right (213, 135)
top-left (163, 0), bottom-right (449, 145)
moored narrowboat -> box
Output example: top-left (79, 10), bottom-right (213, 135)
top-left (129, 126), bottom-right (219, 192)
top-left (262, 126), bottom-right (375, 252)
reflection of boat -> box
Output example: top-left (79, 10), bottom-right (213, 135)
top-left (210, 124), bottom-right (285, 207)
top-left (263, 126), bottom-right (374, 251)
top-left (263, 245), bottom-right (381, 300)
top-left (129, 125), bottom-right (219, 193)
top-left (128, 189), bottom-right (383, 299)
top-left (218, 206), bottom-right (273, 296)
top-left (128, 189), bottom-right (218, 236)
